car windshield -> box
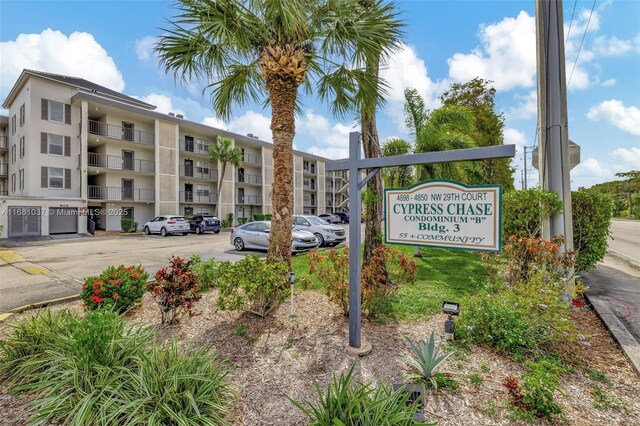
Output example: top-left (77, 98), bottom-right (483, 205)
top-left (306, 216), bottom-right (329, 225)
top-left (171, 217), bottom-right (186, 221)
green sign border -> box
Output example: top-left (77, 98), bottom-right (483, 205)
top-left (383, 179), bottom-right (503, 253)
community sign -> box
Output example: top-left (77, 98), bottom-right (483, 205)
top-left (384, 180), bottom-right (502, 252)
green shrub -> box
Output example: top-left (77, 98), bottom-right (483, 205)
top-left (501, 235), bottom-right (575, 286)
top-left (238, 217), bottom-right (248, 225)
top-left (148, 256), bottom-right (201, 324)
top-left (119, 343), bottom-right (234, 425)
top-left (81, 265), bottom-right (148, 312)
top-left (120, 219), bottom-right (138, 232)
top-left (264, 214), bottom-right (272, 220)
top-left (290, 366), bottom-right (427, 426)
top-left (459, 271), bottom-right (574, 357)
top-left (216, 255), bottom-right (289, 317)
top-left (502, 188), bottom-right (563, 239)
top-left (221, 213), bottom-right (234, 228)
top-left (191, 256), bottom-right (219, 292)
top-left (253, 214), bottom-right (266, 221)
top-left (504, 360), bottom-right (565, 421)
top-left (572, 190), bottom-right (614, 271)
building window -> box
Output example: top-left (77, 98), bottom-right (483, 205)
top-left (19, 169), bottom-right (24, 190)
top-left (11, 174), bottom-right (16, 192)
top-left (49, 167), bottom-right (64, 188)
top-left (11, 144), bottom-right (16, 164)
top-left (11, 115), bottom-right (16, 135)
top-left (19, 104), bottom-right (25, 126)
top-left (19, 137), bottom-right (24, 158)
top-left (48, 134), bottom-right (64, 155)
top-left (41, 99), bottom-right (70, 124)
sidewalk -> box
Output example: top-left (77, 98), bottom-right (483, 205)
top-left (583, 253), bottom-right (640, 374)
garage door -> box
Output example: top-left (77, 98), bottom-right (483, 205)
top-left (49, 207), bottom-right (78, 234)
top-left (8, 207), bottom-right (41, 238)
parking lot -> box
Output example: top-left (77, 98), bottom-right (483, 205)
top-left (0, 224), bottom-right (358, 312)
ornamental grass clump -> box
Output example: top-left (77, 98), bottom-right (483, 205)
top-left (81, 265), bottom-right (148, 312)
top-left (402, 331), bottom-right (453, 390)
top-left (147, 256), bottom-right (201, 324)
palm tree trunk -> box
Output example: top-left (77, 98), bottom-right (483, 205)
top-left (215, 163), bottom-right (227, 217)
top-left (266, 78), bottom-right (298, 267)
top-left (361, 57), bottom-right (387, 283)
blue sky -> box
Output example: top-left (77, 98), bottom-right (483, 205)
top-left (1, 0), bottom-right (638, 189)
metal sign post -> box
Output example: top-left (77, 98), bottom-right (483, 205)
top-left (326, 132), bottom-right (515, 350)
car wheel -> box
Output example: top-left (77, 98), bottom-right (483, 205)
top-left (234, 238), bottom-right (245, 251)
top-left (214, 230), bottom-right (220, 234)
top-left (144, 226), bottom-right (150, 235)
top-left (314, 233), bottom-right (325, 247)
top-left (161, 227), bottom-right (167, 237)
top-left (195, 226), bottom-right (202, 235)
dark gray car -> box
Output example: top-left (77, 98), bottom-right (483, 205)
top-left (230, 221), bottom-right (319, 253)
top-left (293, 215), bottom-right (346, 247)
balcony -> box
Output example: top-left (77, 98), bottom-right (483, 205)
top-left (88, 153), bottom-right (155, 174)
top-left (0, 190), bottom-right (8, 197)
top-left (0, 163), bottom-right (8, 177)
top-left (303, 199), bottom-right (317, 207)
top-left (237, 194), bottom-right (262, 205)
top-left (88, 120), bottom-right (154, 146)
top-left (179, 139), bottom-right (211, 156)
top-left (0, 136), bottom-right (7, 151)
top-left (179, 165), bottom-right (218, 181)
top-left (180, 191), bottom-right (218, 204)
top-left (88, 186), bottom-right (155, 202)
top-left (303, 167), bottom-right (316, 175)
top-left (237, 173), bottom-right (262, 185)
top-left (303, 183), bottom-right (316, 191)
top-left (243, 153), bottom-right (262, 165)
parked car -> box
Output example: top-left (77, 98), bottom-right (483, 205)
top-left (143, 216), bottom-right (190, 237)
top-left (293, 215), bottom-right (346, 247)
top-left (318, 213), bottom-right (341, 224)
top-left (334, 212), bottom-right (349, 223)
top-left (188, 214), bottom-right (221, 234)
top-left (230, 221), bottom-right (319, 253)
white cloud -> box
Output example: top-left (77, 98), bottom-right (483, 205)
top-left (601, 78), bottom-right (616, 87)
top-left (138, 93), bottom-right (186, 116)
top-left (201, 116), bottom-right (227, 130)
top-left (447, 11), bottom-right (537, 91)
top-left (508, 90), bottom-right (537, 120)
top-left (610, 147), bottom-right (640, 169)
top-left (503, 128), bottom-right (528, 148)
top-left (379, 43), bottom-right (444, 132)
top-left (571, 157), bottom-right (611, 179)
top-left (135, 36), bottom-right (157, 61)
top-left (297, 110), bottom-right (358, 159)
top-left (0, 28), bottom-right (125, 99)
top-left (587, 100), bottom-right (640, 136)
top-left (226, 111), bottom-right (273, 142)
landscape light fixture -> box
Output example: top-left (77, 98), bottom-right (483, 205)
top-left (442, 301), bottom-right (460, 340)
top-left (288, 272), bottom-right (296, 318)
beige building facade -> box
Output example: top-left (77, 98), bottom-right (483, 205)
top-left (0, 70), bottom-right (349, 238)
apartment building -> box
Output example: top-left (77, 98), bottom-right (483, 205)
top-left (0, 69), bottom-right (349, 239)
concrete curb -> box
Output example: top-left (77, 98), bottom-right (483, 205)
top-left (585, 292), bottom-right (640, 376)
top-left (0, 294), bottom-right (81, 324)
top-left (607, 249), bottom-right (640, 271)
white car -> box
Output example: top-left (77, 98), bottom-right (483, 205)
top-left (143, 215), bottom-right (190, 237)
top-left (293, 215), bottom-right (346, 247)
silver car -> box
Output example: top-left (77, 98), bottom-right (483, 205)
top-left (230, 221), bottom-right (319, 253)
top-left (293, 215), bottom-right (346, 247)
top-left (143, 215), bottom-right (190, 237)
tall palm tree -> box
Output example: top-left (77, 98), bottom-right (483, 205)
top-left (209, 137), bottom-right (243, 216)
top-left (382, 138), bottom-right (413, 188)
top-left (156, 0), bottom-right (402, 266)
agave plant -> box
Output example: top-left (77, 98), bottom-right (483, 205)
top-left (403, 332), bottom-right (453, 389)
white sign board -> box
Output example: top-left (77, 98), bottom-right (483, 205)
top-left (384, 180), bottom-right (502, 252)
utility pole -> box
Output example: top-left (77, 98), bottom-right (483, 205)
top-left (523, 146), bottom-right (528, 190)
top-left (535, 0), bottom-right (573, 251)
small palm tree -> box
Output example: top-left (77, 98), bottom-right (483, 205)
top-left (156, 0), bottom-right (402, 266)
top-left (209, 138), bottom-right (243, 216)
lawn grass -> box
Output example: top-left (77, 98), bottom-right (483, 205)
top-left (292, 244), bottom-right (489, 321)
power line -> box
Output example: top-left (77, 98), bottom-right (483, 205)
top-left (568, 0), bottom-right (597, 87)
top-left (565, 0), bottom-right (578, 44)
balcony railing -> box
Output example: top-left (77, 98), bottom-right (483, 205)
top-left (303, 167), bottom-right (316, 175)
top-left (243, 153), bottom-right (262, 165)
top-left (0, 163), bottom-right (8, 177)
top-left (0, 136), bottom-right (7, 150)
top-left (0, 190), bottom-right (8, 197)
top-left (88, 186), bottom-right (155, 202)
top-left (88, 120), bottom-right (154, 146)
top-left (88, 152), bottom-right (155, 173)
top-left (303, 183), bottom-right (316, 191)
top-left (237, 173), bottom-right (262, 184)
top-left (237, 194), bottom-right (262, 205)
top-left (303, 199), bottom-right (316, 207)
top-left (179, 191), bottom-right (218, 204)
top-left (179, 164), bottom-right (218, 181)
top-left (179, 139), bottom-right (212, 156)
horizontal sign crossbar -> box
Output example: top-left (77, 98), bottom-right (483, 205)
top-left (326, 144), bottom-right (516, 171)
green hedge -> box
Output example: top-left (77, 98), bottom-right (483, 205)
top-left (502, 188), bottom-right (562, 238)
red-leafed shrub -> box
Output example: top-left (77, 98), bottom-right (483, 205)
top-left (147, 256), bottom-right (201, 324)
top-left (81, 265), bottom-right (148, 312)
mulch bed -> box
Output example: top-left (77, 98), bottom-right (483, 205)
top-left (1, 290), bottom-right (639, 425)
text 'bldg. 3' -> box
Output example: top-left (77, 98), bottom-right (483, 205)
top-left (0, 69), bottom-right (350, 238)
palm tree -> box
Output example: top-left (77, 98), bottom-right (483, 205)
top-left (209, 138), bottom-right (243, 216)
top-left (156, 0), bottom-right (401, 266)
top-left (381, 138), bottom-right (413, 188)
